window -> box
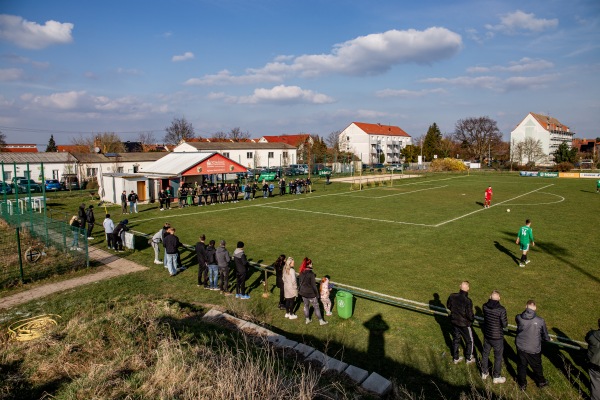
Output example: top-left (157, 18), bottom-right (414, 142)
top-left (222, 152), bottom-right (230, 158)
top-left (3, 171), bottom-right (11, 180)
top-left (247, 152), bottom-right (253, 159)
top-left (283, 151), bottom-right (288, 159)
top-left (117, 167), bottom-right (124, 173)
top-left (86, 168), bottom-right (98, 177)
top-left (268, 152), bottom-right (274, 159)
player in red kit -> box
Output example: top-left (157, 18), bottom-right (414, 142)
top-left (484, 186), bottom-right (493, 208)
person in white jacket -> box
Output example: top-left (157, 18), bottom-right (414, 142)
top-left (102, 214), bottom-right (115, 250)
top-left (282, 257), bottom-right (298, 320)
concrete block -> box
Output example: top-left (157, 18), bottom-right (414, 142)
top-left (343, 365), bottom-right (369, 384)
top-left (306, 350), bottom-right (327, 365)
top-left (293, 342), bottom-right (315, 357)
top-left (324, 357), bottom-right (348, 373)
top-left (265, 334), bottom-right (285, 344)
top-left (272, 337), bottom-right (298, 349)
top-left (220, 313), bottom-right (247, 328)
top-left (201, 308), bottom-right (223, 321)
top-left (361, 372), bottom-right (392, 396)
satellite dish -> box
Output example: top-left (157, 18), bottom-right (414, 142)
top-left (94, 147), bottom-right (101, 153)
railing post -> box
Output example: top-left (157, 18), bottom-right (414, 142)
top-left (16, 226), bottom-right (24, 283)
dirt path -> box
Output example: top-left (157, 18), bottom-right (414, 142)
top-left (0, 247), bottom-right (148, 310)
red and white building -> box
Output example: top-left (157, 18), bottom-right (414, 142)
top-left (338, 122), bottom-right (412, 164)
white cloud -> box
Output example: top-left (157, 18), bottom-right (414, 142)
top-left (0, 68), bottom-right (24, 81)
top-left (467, 58), bottom-right (554, 74)
top-left (172, 51), bottom-right (194, 62)
top-left (208, 85), bottom-right (334, 105)
top-left (186, 27), bottom-right (462, 85)
top-left (376, 88), bottom-right (447, 98)
top-left (116, 67), bottom-right (142, 76)
top-left (422, 72), bottom-right (559, 92)
top-left (0, 14), bottom-right (74, 49)
top-left (485, 10), bottom-right (558, 35)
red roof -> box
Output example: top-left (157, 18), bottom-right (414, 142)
top-left (530, 112), bottom-right (569, 132)
top-left (4, 144), bottom-right (38, 152)
top-left (260, 134), bottom-right (311, 146)
top-left (353, 122), bottom-right (411, 137)
top-left (57, 145), bottom-right (89, 153)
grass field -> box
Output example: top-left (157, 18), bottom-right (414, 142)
top-left (2, 171), bottom-right (599, 399)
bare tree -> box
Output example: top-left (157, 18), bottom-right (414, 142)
top-left (325, 130), bottom-right (341, 150)
top-left (521, 137), bottom-right (545, 165)
top-left (438, 135), bottom-right (458, 158)
top-left (164, 117), bottom-right (195, 145)
top-left (0, 131), bottom-right (6, 151)
top-left (453, 116), bottom-right (503, 161)
top-left (137, 131), bottom-right (157, 152)
top-left (229, 127), bottom-right (251, 142)
top-left (72, 132), bottom-right (125, 153)
top-left (209, 131), bottom-right (228, 141)
top-left (511, 140), bottom-right (524, 166)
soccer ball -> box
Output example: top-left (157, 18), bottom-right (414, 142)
top-left (506, 209), bottom-right (510, 212)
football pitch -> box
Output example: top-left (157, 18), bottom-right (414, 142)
top-left (131, 172), bottom-right (599, 342)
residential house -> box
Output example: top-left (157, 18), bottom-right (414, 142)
top-left (258, 134), bottom-right (313, 163)
top-left (173, 141), bottom-right (297, 169)
top-left (338, 122), bottom-right (412, 164)
top-left (2, 144), bottom-right (38, 153)
top-left (0, 152), bottom-right (79, 182)
top-left (510, 112), bottom-right (575, 165)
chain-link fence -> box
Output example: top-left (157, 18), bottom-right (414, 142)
top-left (0, 194), bottom-right (89, 289)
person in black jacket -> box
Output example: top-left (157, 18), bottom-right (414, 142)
top-left (272, 254), bottom-right (286, 309)
top-left (481, 290), bottom-right (508, 383)
top-left (233, 241), bottom-right (250, 299)
top-left (447, 281), bottom-right (476, 364)
top-left (85, 205), bottom-right (95, 239)
top-left (77, 203), bottom-right (87, 236)
top-left (586, 319), bottom-right (600, 400)
top-left (195, 234), bottom-right (209, 288)
top-left (113, 219), bottom-right (129, 252)
top-left (298, 261), bottom-right (327, 325)
top-left (515, 300), bottom-right (551, 390)
top-left (205, 240), bottom-right (218, 290)
top-left (163, 227), bottom-right (183, 276)
top-left (121, 191), bottom-right (128, 214)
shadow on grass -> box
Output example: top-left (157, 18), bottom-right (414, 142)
top-left (535, 241), bottom-right (600, 284)
top-left (0, 359), bottom-right (71, 400)
top-left (493, 240), bottom-right (520, 266)
top-left (429, 293), bottom-right (452, 352)
top-left (545, 327), bottom-right (590, 396)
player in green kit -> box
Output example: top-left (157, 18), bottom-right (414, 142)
top-left (596, 179), bottom-right (600, 193)
top-left (516, 219), bottom-right (535, 268)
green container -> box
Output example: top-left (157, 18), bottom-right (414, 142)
top-left (336, 290), bottom-right (353, 319)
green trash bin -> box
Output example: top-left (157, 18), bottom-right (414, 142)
top-left (336, 290), bottom-right (353, 319)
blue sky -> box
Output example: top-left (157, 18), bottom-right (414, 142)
top-left (1, 0), bottom-right (599, 146)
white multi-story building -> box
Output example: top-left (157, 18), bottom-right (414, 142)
top-left (338, 122), bottom-right (412, 164)
top-left (510, 112), bottom-right (575, 165)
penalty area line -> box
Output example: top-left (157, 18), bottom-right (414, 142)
top-left (434, 184), bottom-right (555, 227)
top-left (256, 205), bottom-right (436, 227)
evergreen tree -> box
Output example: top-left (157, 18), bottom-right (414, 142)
top-left (553, 142), bottom-right (578, 164)
top-left (422, 123), bottom-right (442, 161)
top-left (46, 135), bottom-right (57, 152)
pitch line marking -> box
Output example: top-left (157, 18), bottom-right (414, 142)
top-left (348, 185), bottom-right (448, 199)
top-left (256, 205), bottom-right (436, 227)
top-left (434, 184), bottom-right (555, 227)
top-left (504, 192), bottom-right (565, 206)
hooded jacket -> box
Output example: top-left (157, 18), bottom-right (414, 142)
top-left (446, 290), bottom-right (474, 327)
top-left (482, 299), bottom-right (508, 340)
top-left (515, 308), bottom-right (550, 354)
top-left (195, 241), bottom-right (207, 266)
top-left (298, 269), bottom-right (318, 298)
top-left (78, 204), bottom-right (86, 225)
top-left (586, 329), bottom-right (600, 368)
top-left (215, 246), bottom-right (231, 268)
top-left (205, 245), bottom-right (217, 265)
top-left (163, 233), bottom-right (181, 254)
top-left (233, 248), bottom-right (249, 272)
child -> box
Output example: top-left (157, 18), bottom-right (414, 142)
top-left (320, 275), bottom-right (333, 316)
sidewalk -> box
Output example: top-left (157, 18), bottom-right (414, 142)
top-left (0, 247), bottom-right (148, 310)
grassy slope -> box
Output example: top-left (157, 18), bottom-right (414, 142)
top-left (3, 172), bottom-right (598, 399)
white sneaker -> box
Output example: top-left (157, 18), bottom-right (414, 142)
top-left (525, 260), bottom-right (531, 264)
top-left (493, 377), bottom-right (506, 384)
top-left (325, 312), bottom-right (333, 316)
top-left (284, 313), bottom-right (290, 318)
top-left (519, 263), bottom-right (525, 268)
top-left (288, 314), bottom-right (297, 320)
top-left (481, 373), bottom-right (489, 380)
top-left (87, 237), bottom-right (94, 240)
top-left (466, 357), bottom-right (476, 365)
top-left (453, 356), bottom-right (464, 364)
top-left (154, 260), bottom-right (162, 264)
top-left (305, 318), bottom-right (311, 324)
top-left (319, 319), bottom-right (328, 326)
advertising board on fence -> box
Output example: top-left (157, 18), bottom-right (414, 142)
top-left (558, 172), bottom-right (580, 178)
top-left (538, 172), bottom-right (559, 178)
top-left (579, 172), bottom-right (600, 179)
top-left (519, 171), bottom-right (539, 177)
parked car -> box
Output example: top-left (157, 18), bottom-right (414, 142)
top-left (60, 174), bottom-right (80, 190)
top-left (12, 178), bottom-right (42, 193)
top-left (386, 164), bottom-right (403, 172)
top-left (284, 167), bottom-right (302, 176)
top-left (371, 163), bottom-right (386, 171)
top-left (0, 181), bottom-right (13, 195)
top-left (45, 179), bottom-right (62, 191)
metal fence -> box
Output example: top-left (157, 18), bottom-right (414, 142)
top-left (0, 193), bottom-right (88, 289)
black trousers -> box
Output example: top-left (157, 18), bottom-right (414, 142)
top-left (235, 268), bottom-right (247, 295)
top-left (285, 297), bottom-right (295, 314)
top-left (105, 232), bottom-right (114, 249)
top-left (219, 266), bottom-right (229, 292)
top-left (481, 337), bottom-right (504, 377)
top-left (452, 325), bottom-right (474, 360)
top-left (87, 223), bottom-right (94, 238)
top-left (198, 263), bottom-right (208, 286)
top-left (517, 349), bottom-right (546, 387)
